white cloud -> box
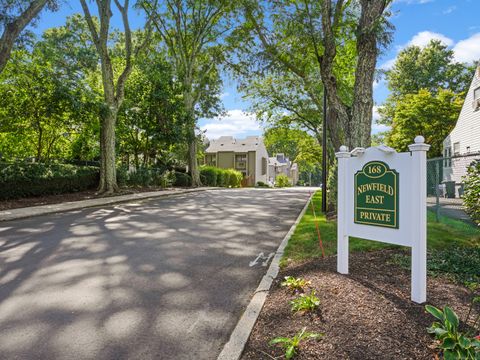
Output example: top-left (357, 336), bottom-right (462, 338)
top-left (378, 31), bottom-right (480, 73)
top-left (442, 6), bottom-right (456, 14)
top-left (407, 31), bottom-right (454, 47)
top-left (219, 92), bottom-right (230, 99)
top-left (200, 109), bottom-right (261, 140)
top-left (452, 33), bottom-right (480, 63)
top-left (379, 58), bottom-right (397, 70)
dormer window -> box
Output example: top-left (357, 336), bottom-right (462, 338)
top-left (475, 86), bottom-right (480, 100)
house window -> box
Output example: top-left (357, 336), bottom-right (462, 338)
top-left (235, 154), bottom-right (247, 170)
top-left (475, 87), bottom-right (480, 100)
top-left (453, 142), bottom-right (460, 155)
top-left (261, 157), bottom-right (267, 175)
top-left (443, 147), bottom-right (451, 168)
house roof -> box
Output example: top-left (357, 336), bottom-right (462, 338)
top-left (206, 136), bottom-right (264, 153)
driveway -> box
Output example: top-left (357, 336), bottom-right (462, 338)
top-left (0, 188), bottom-right (311, 360)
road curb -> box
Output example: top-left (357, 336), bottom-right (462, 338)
top-left (0, 187), bottom-right (218, 222)
top-left (217, 192), bottom-right (314, 360)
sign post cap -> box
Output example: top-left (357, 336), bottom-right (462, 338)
top-left (408, 135), bottom-right (430, 152)
top-left (336, 145), bottom-right (351, 158)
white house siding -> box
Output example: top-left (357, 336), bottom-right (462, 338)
top-left (255, 139), bottom-right (269, 184)
top-left (443, 67), bottom-right (480, 187)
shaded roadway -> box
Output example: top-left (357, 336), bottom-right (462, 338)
top-left (0, 188), bottom-right (311, 360)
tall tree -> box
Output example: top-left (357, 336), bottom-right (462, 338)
top-left (0, 0), bottom-right (53, 74)
top-left (386, 89), bottom-right (463, 157)
top-left (79, 0), bottom-right (152, 193)
top-left (0, 47), bottom-right (84, 161)
top-left (379, 40), bottom-right (475, 127)
top-left (239, 0), bottom-right (393, 150)
top-left (117, 43), bottom-right (187, 169)
top-left (141, 0), bottom-right (230, 187)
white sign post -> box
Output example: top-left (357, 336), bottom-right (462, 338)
top-left (335, 136), bottom-right (430, 303)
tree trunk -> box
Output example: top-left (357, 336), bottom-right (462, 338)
top-left (0, 0), bottom-right (48, 75)
top-left (188, 131), bottom-right (201, 187)
top-left (98, 107), bottom-right (118, 194)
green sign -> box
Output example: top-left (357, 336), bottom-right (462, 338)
top-left (354, 161), bottom-right (399, 228)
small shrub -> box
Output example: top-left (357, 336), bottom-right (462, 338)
top-left (276, 174), bottom-right (291, 188)
top-left (269, 327), bottom-right (322, 359)
top-left (290, 290), bottom-right (320, 314)
top-left (463, 160), bottom-right (480, 226)
top-left (200, 166), bottom-right (218, 186)
top-left (174, 171), bottom-right (192, 187)
top-left (425, 305), bottom-right (480, 359)
top-left (281, 276), bottom-right (311, 293)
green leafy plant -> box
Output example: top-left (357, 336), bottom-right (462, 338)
top-left (425, 305), bottom-right (480, 359)
top-left (290, 290), bottom-right (320, 314)
top-left (463, 160), bottom-right (480, 226)
top-left (281, 276), bottom-right (311, 293)
top-left (269, 327), bottom-right (322, 359)
top-left (275, 174), bottom-right (291, 188)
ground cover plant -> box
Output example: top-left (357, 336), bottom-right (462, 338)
top-left (281, 276), bottom-right (311, 294)
top-left (269, 327), bottom-right (322, 359)
top-left (425, 304), bottom-right (480, 359)
top-left (290, 290), bottom-right (320, 314)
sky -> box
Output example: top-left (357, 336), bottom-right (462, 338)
top-left (32, 0), bottom-right (480, 140)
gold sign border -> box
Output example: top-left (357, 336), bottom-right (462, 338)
top-left (354, 161), bottom-right (399, 229)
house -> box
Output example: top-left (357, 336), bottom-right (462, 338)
top-left (268, 153), bottom-right (299, 185)
top-left (442, 65), bottom-right (480, 197)
top-left (204, 136), bottom-right (269, 186)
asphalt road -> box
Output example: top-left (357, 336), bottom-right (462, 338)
top-left (0, 188), bottom-right (311, 360)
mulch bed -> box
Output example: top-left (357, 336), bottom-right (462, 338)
top-left (242, 250), bottom-right (478, 360)
top-left (0, 187), bottom-right (168, 211)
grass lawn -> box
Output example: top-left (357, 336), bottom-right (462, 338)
top-left (282, 190), bottom-right (480, 267)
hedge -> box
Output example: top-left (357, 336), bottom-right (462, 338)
top-left (200, 166), bottom-right (243, 187)
top-left (0, 162), bottom-right (99, 200)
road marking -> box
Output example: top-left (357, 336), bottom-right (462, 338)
top-left (262, 253), bottom-right (274, 267)
top-left (249, 252), bottom-right (275, 267)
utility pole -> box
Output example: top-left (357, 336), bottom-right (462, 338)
top-left (321, 89), bottom-right (328, 213)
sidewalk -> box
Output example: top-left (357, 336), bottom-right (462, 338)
top-left (0, 187), bottom-right (217, 222)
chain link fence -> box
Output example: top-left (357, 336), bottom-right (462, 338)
top-left (427, 152), bottom-right (480, 225)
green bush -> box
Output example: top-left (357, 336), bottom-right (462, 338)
top-left (225, 169), bottom-right (242, 187)
top-left (174, 171), bottom-right (192, 187)
top-left (0, 162), bottom-right (99, 199)
top-left (216, 169), bottom-right (226, 187)
top-left (200, 166), bottom-right (218, 186)
top-left (463, 160), bottom-right (480, 226)
top-left (276, 174), bottom-right (291, 188)
top-left (199, 166), bottom-right (242, 188)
